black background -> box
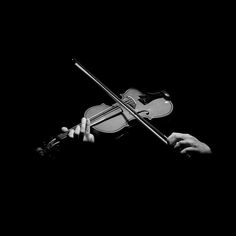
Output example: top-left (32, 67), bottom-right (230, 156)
top-left (34, 14), bottom-right (225, 160)
top-left (7, 5), bottom-right (232, 171)
top-left (3, 4), bottom-right (234, 229)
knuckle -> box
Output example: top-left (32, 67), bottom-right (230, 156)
top-left (68, 129), bottom-right (74, 138)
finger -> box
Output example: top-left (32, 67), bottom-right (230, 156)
top-left (81, 117), bottom-right (86, 133)
top-left (83, 118), bottom-right (91, 141)
top-left (83, 134), bottom-right (95, 143)
top-left (168, 132), bottom-right (185, 145)
top-left (85, 118), bottom-right (91, 135)
top-left (74, 125), bottom-right (81, 137)
top-left (174, 140), bottom-right (191, 149)
top-left (68, 129), bottom-right (75, 138)
top-left (180, 147), bottom-right (196, 154)
top-left (61, 127), bottom-right (68, 132)
top-left (89, 134), bottom-right (95, 143)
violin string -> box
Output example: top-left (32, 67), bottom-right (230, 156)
top-left (57, 98), bottom-right (135, 140)
top-left (88, 98), bottom-right (136, 124)
top-left (57, 101), bottom-right (128, 140)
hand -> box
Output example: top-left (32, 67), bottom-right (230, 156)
top-left (167, 132), bottom-right (212, 156)
top-left (61, 117), bottom-right (95, 143)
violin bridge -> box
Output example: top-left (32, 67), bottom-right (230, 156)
top-left (125, 96), bottom-right (136, 109)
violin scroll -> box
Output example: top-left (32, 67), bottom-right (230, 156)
top-left (35, 137), bottom-right (61, 159)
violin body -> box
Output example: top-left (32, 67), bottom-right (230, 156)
top-left (84, 88), bottom-right (173, 133)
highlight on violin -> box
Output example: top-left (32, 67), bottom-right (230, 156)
top-left (35, 58), bottom-right (213, 160)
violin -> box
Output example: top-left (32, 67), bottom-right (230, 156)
top-left (84, 88), bottom-right (172, 134)
top-left (36, 60), bottom-right (173, 158)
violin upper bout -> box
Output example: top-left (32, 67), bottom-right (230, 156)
top-left (138, 90), bottom-right (171, 105)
